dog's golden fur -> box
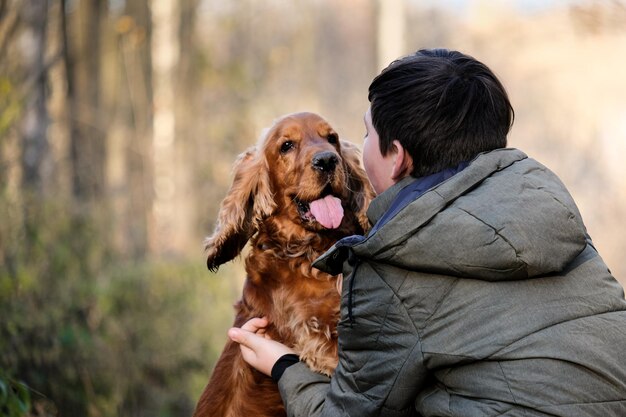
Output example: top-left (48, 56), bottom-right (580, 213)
top-left (193, 112), bottom-right (373, 417)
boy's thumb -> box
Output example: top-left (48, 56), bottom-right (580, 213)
top-left (228, 328), bottom-right (249, 346)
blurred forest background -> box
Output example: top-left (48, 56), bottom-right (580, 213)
top-left (1, 0), bottom-right (625, 416)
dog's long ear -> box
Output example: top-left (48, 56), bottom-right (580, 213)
top-left (205, 146), bottom-right (275, 271)
top-left (340, 140), bottom-right (375, 233)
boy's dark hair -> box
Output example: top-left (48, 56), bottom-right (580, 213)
top-left (368, 48), bottom-right (514, 177)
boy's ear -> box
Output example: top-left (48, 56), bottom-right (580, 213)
top-left (390, 140), bottom-right (414, 180)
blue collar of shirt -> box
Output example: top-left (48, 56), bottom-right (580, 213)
top-left (368, 161), bottom-right (470, 235)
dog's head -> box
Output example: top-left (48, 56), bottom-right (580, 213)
top-left (205, 112), bottom-right (373, 271)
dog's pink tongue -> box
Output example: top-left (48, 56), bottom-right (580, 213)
top-left (310, 195), bottom-right (344, 229)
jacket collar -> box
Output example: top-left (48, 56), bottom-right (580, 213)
top-left (366, 176), bottom-right (415, 227)
top-left (367, 161), bottom-right (470, 235)
top-left (359, 148), bottom-right (527, 254)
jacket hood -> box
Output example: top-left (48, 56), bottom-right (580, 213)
top-left (316, 149), bottom-right (588, 281)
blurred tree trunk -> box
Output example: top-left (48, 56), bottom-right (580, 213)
top-left (174, 0), bottom-right (200, 252)
top-left (151, 0), bottom-right (180, 254)
top-left (0, 2), bottom-right (21, 193)
top-left (120, 0), bottom-right (153, 258)
top-left (64, 0), bottom-right (106, 203)
top-left (19, 0), bottom-right (49, 195)
top-left (376, 0), bottom-right (405, 70)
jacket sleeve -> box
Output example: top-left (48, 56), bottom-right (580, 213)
top-left (278, 262), bottom-right (429, 417)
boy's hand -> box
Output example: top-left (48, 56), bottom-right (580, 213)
top-left (228, 317), bottom-right (295, 376)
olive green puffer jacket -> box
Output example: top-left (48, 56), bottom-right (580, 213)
top-left (278, 148), bottom-right (626, 417)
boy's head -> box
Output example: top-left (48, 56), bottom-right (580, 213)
top-left (368, 48), bottom-right (514, 177)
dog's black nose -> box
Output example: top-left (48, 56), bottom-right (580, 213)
top-left (312, 151), bottom-right (339, 173)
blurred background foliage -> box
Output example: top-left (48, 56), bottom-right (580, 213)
top-left (1, 0), bottom-right (625, 416)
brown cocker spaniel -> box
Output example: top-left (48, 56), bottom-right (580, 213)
top-left (193, 112), bottom-right (374, 417)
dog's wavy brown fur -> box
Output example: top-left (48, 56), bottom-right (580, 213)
top-left (193, 112), bottom-right (374, 417)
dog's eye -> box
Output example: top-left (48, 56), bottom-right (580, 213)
top-left (327, 133), bottom-right (338, 144)
top-left (280, 141), bottom-right (294, 154)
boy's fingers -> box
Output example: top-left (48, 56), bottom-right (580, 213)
top-left (240, 317), bottom-right (269, 333)
top-left (228, 327), bottom-right (252, 347)
top-left (228, 325), bottom-right (296, 377)
top-left (228, 317), bottom-right (271, 351)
